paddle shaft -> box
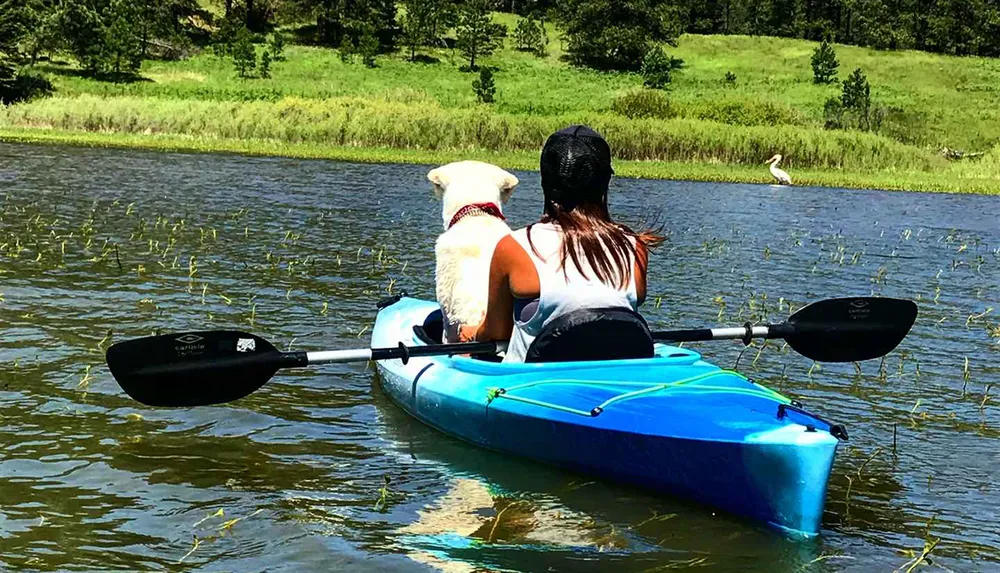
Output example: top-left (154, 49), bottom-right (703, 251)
top-left (307, 340), bottom-right (506, 365)
top-left (122, 339), bottom-right (507, 383)
top-left (653, 323), bottom-right (793, 345)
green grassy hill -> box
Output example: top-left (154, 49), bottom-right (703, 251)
top-left (3, 24), bottom-right (999, 193)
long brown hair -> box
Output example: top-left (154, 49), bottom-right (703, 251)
top-left (530, 125), bottom-right (663, 288)
top-left (528, 197), bottom-right (663, 289)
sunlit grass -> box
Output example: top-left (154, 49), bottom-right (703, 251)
top-left (4, 29), bottom-right (999, 192)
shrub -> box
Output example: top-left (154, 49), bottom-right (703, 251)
top-left (691, 99), bottom-right (804, 127)
top-left (513, 17), bottom-right (547, 56)
top-left (823, 97), bottom-right (844, 129)
top-left (473, 67), bottom-right (496, 103)
top-left (811, 39), bottom-right (839, 84)
top-left (611, 89), bottom-right (674, 120)
top-left (879, 108), bottom-right (932, 146)
top-left (260, 50), bottom-right (272, 78)
top-left (0, 65), bottom-right (54, 105)
top-left (641, 45), bottom-right (684, 89)
top-left (268, 31), bottom-right (285, 61)
top-left (339, 35), bottom-right (354, 63)
top-left (724, 71), bottom-right (737, 86)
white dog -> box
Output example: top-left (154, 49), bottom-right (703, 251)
top-left (428, 160), bottom-right (518, 343)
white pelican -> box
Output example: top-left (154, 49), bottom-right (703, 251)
top-left (765, 154), bottom-right (792, 185)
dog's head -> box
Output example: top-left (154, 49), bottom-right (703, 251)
top-left (427, 161), bottom-right (518, 229)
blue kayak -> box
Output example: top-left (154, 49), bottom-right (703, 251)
top-left (372, 296), bottom-right (845, 537)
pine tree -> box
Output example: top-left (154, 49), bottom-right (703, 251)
top-left (399, 1), bottom-right (429, 60)
top-left (58, 0), bottom-right (109, 74)
top-left (472, 66), bottom-right (495, 102)
top-left (21, 1), bottom-right (62, 64)
top-left (232, 26), bottom-right (257, 77)
top-left (102, 0), bottom-right (143, 79)
top-left (400, 0), bottom-right (458, 60)
top-left (641, 45), bottom-right (683, 89)
top-left (456, 0), bottom-right (504, 70)
top-left (339, 33), bottom-right (354, 62)
top-left (259, 48), bottom-right (271, 77)
top-left (268, 30), bottom-right (285, 61)
top-left (373, 0), bottom-right (398, 52)
top-left (811, 38), bottom-right (839, 84)
top-left (841, 67), bottom-right (875, 131)
top-left (358, 24), bottom-right (378, 66)
top-left (0, 0), bottom-right (27, 58)
top-left (841, 67), bottom-right (870, 112)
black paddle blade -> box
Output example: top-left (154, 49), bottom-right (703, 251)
top-left (106, 330), bottom-right (284, 407)
top-left (782, 297), bottom-right (918, 363)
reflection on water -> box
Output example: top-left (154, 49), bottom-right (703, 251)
top-left (1, 142), bottom-right (998, 571)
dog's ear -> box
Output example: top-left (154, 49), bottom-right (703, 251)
top-left (427, 166), bottom-right (447, 199)
top-left (496, 169), bottom-right (518, 204)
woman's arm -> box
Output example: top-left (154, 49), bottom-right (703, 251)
top-left (462, 235), bottom-right (517, 342)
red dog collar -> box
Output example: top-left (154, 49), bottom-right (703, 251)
top-left (448, 203), bottom-right (505, 229)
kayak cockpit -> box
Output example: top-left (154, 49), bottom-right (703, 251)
top-left (400, 306), bottom-right (846, 442)
top-left (411, 307), bottom-right (681, 366)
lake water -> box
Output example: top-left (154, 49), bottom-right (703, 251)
top-left (1, 142), bottom-right (998, 572)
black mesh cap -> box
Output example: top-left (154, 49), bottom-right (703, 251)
top-left (540, 125), bottom-right (613, 207)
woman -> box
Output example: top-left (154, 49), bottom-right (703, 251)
top-left (461, 125), bottom-right (663, 363)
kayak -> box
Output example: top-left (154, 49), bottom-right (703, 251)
top-left (371, 296), bottom-right (846, 537)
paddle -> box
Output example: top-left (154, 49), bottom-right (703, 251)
top-left (651, 297), bottom-right (917, 363)
top-left (105, 296), bottom-right (916, 407)
top-left (105, 332), bottom-right (506, 407)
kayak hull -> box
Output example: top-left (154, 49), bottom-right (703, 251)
top-left (373, 297), bottom-right (841, 536)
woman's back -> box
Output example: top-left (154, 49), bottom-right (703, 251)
top-left (465, 124), bottom-right (660, 363)
top-left (504, 222), bottom-right (638, 362)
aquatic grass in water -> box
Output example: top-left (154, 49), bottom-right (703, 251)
top-left (2, 145), bottom-right (1000, 570)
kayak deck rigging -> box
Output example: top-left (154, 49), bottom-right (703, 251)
top-left (485, 369), bottom-right (793, 418)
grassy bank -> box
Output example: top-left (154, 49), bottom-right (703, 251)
top-left (2, 30), bottom-right (999, 193)
top-left (5, 127), bottom-right (999, 194)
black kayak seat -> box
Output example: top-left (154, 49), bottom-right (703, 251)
top-left (525, 306), bottom-right (654, 363)
top-left (413, 307), bottom-right (654, 363)
top-left (414, 309), bottom-right (445, 344)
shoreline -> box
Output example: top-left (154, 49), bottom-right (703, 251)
top-left (3, 127), bottom-right (998, 195)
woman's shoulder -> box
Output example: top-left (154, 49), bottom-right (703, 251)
top-left (494, 233), bottom-right (535, 272)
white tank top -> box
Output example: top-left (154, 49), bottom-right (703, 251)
top-left (504, 222), bottom-right (639, 363)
